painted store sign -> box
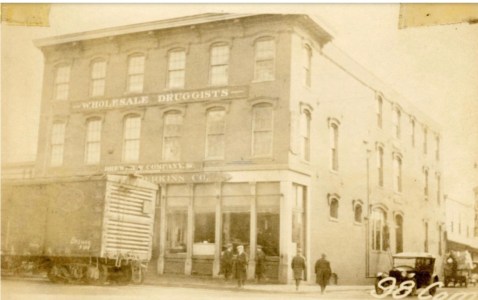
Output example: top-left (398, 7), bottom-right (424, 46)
top-left (71, 86), bottom-right (249, 112)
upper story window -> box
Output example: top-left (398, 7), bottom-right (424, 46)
top-left (354, 203), bottom-right (363, 223)
top-left (252, 103), bottom-right (273, 157)
top-left (371, 208), bottom-right (387, 251)
top-left (395, 215), bottom-right (403, 253)
top-left (393, 154), bottom-right (402, 193)
top-left (411, 119), bottom-right (416, 147)
top-left (424, 168), bottom-right (429, 200)
top-left (300, 109), bottom-right (311, 161)
top-left (206, 108), bottom-right (226, 159)
top-left (168, 50), bottom-right (186, 89)
top-left (393, 107), bottom-right (401, 139)
top-left (436, 173), bottom-right (441, 205)
top-left (377, 96), bottom-right (383, 128)
top-left (329, 197), bottom-right (339, 220)
top-left (254, 38), bottom-right (275, 82)
top-left (377, 146), bottom-right (384, 187)
top-left (50, 121), bottom-right (66, 166)
top-left (90, 59), bottom-right (106, 97)
top-left (435, 135), bottom-right (440, 160)
top-left (85, 118), bottom-right (102, 165)
top-left (122, 115), bottom-right (141, 162)
top-left (423, 128), bottom-right (428, 155)
top-left (127, 54), bottom-right (145, 93)
top-left (54, 65), bottom-right (71, 101)
top-left (209, 45), bottom-right (229, 86)
top-left (329, 120), bottom-right (339, 171)
top-left (163, 111), bottom-right (183, 161)
top-left (303, 45), bottom-right (312, 87)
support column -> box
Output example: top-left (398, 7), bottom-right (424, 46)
top-left (185, 184), bottom-right (194, 275)
top-left (212, 182), bottom-right (222, 277)
top-left (248, 182), bottom-right (257, 280)
top-left (157, 184), bottom-right (167, 274)
top-left (279, 181), bottom-right (293, 283)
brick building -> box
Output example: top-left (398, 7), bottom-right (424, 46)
top-left (32, 13), bottom-right (444, 284)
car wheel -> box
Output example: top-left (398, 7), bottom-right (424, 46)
top-left (374, 278), bottom-right (384, 295)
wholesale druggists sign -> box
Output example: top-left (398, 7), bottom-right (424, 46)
top-left (71, 86), bottom-right (249, 112)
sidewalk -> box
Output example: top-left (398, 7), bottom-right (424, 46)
top-left (143, 273), bottom-right (374, 294)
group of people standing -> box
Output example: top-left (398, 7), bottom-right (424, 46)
top-left (221, 244), bottom-right (332, 293)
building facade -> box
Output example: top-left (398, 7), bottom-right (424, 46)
top-left (33, 13), bottom-right (444, 284)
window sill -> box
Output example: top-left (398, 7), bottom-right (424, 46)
top-left (251, 79), bottom-right (275, 84)
top-left (163, 87), bottom-right (185, 92)
top-left (329, 169), bottom-right (339, 175)
top-left (354, 221), bottom-right (363, 226)
top-left (328, 217), bottom-right (338, 223)
top-left (123, 90), bottom-right (144, 95)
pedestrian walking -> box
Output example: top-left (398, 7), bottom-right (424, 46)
top-left (255, 245), bottom-right (266, 283)
top-left (291, 248), bottom-right (306, 291)
top-left (235, 245), bottom-right (248, 288)
top-left (221, 243), bottom-right (234, 281)
top-left (315, 253), bottom-right (332, 294)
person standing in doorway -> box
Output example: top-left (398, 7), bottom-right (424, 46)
top-left (221, 243), bottom-right (234, 281)
top-left (235, 245), bottom-right (248, 288)
top-left (255, 245), bottom-right (266, 283)
top-left (315, 253), bottom-right (332, 294)
top-left (291, 248), bottom-right (306, 291)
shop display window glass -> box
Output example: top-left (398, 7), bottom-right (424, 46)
top-left (193, 184), bottom-right (216, 255)
top-left (222, 183), bottom-right (250, 248)
top-left (166, 185), bottom-right (189, 254)
top-left (256, 182), bottom-right (280, 257)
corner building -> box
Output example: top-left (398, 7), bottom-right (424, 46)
top-left (34, 13), bottom-right (445, 284)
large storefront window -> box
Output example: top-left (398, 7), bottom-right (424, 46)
top-left (256, 182), bottom-right (280, 256)
top-left (193, 184), bottom-right (216, 255)
top-left (222, 183), bottom-right (250, 249)
top-left (292, 185), bottom-right (306, 250)
top-left (166, 185), bottom-right (189, 254)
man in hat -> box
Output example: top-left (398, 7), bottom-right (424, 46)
top-left (315, 253), bottom-right (332, 294)
top-left (291, 248), bottom-right (306, 291)
top-left (235, 245), bottom-right (248, 288)
top-left (221, 243), bottom-right (234, 281)
top-left (255, 245), bottom-right (266, 283)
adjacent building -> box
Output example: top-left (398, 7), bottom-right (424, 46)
top-left (30, 13), bottom-right (445, 284)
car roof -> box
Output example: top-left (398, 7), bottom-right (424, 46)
top-left (393, 252), bottom-right (435, 258)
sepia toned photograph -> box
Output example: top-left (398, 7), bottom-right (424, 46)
top-left (1, 3), bottom-right (478, 299)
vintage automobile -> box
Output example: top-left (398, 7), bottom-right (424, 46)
top-left (375, 252), bottom-right (440, 296)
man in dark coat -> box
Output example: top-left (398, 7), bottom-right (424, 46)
top-left (255, 245), bottom-right (266, 283)
top-left (291, 248), bottom-right (306, 291)
top-left (315, 253), bottom-right (332, 294)
top-left (235, 245), bottom-right (248, 288)
top-left (221, 243), bottom-right (234, 281)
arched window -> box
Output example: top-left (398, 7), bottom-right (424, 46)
top-left (85, 118), bottom-right (102, 165)
top-left (410, 118), bottom-right (416, 147)
top-left (393, 154), bottom-right (402, 193)
top-left (303, 45), bottom-right (312, 86)
top-left (209, 44), bottom-right (229, 86)
top-left (354, 203), bottom-right (363, 223)
top-left (162, 111), bottom-right (183, 161)
top-left (329, 121), bottom-right (339, 171)
top-left (371, 208), bottom-right (387, 251)
top-left (205, 108), bottom-right (226, 159)
top-left (127, 54), bottom-right (145, 93)
top-left (300, 109), bottom-right (311, 161)
top-left (376, 95), bottom-right (383, 128)
top-left (122, 114), bottom-right (141, 162)
top-left (377, 146), bottom-right (384, 187)
top-left (330, 198), bottom-right (339, 220)
top-left (393, 107), bottom-right (401, 139)
top-left (395, 214), bottom-right (403, 253)
top-left (168, 50), bottom-right (186, 89)
top-left (424, 168), bottom-right (429, 199)
top-left (254, 38), bottom-right (275, 82)
top-left (423, 127), bottom-right (428, 154)
top-left (90, 59), bottom-right (106, 97)
top-left (436, 173), bottom-right (441, 205)
top-left (50, 121), bottom-right (66, 166)
top-left (54, 64), bottom-right (71, 101)
top-left (252, 103), bottom-right (273, 157)
top-left (435, 135), bottom-right (440, 161)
